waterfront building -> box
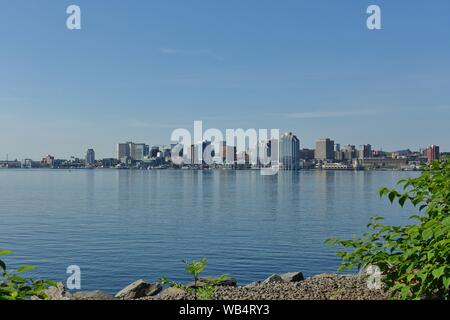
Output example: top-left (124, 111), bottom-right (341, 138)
top-left (426, 145), bottom-right (440, 163)
top-left (257, 140), bottom-right (271, 167)
top-left (86, 149), bottom-right (95, 166)
top-left (0, 160), bottom-right (22, 168)
top-left (280, 132), bottom-right (300, 170)
top-left (117, 142), bottom-right (149, 162)
top-left (101, 158), bottom-right (119, 168)
top-left (299, 148), bottom-right (315, 161)
top-left (321, 162), bottom-right (354, 170)
top-left (392, 149), bottom-right (412, 159)
top-left (358, 144), bottom-right (372, 159)
top-left (342, 144), bottom-right (357, 161)
top-left (117, 143), bottom-right (131, 160)
top-left (150, 146), bottom-right (160, 158)
top-left (315, 138), bottom-right (334, 161)
top-left (360, 157), bottom-right (408, 169)
top-left (132, 143), bottom-right (148, 161)
top-left (225, 145), bottom-right (237, 167)
top-left (41, 155), bottom-right (55, 168)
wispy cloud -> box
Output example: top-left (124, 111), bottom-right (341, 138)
top-left (158, 47), bottom-right (224, 62)
top-left (285, 109), bottom-right (380, 119)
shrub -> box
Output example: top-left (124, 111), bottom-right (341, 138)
top-left (0, 249), bottom-right (55, 300)
top-left (326, 158), bottom-right (450, 300)
top-left (161, 258), bottom-right (228, 300)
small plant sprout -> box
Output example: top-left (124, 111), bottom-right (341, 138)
top-left (161, 258), bottom-right (228, 300)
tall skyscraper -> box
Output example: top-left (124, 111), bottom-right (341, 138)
top-left (315, 138), bottom-right (335, 161)
top-left (342, 144), bottom-right (357, 160)
top-left (117, 142), bottom-right (149, 162)
top-left (132, 143), bottom-right (148, 161)
top-left (359, 144), bottom-right (372, 159)
top-left (85, 149), bottom-right (95, 166)
top-left (117, 143), bottom-right (131, 160)
top-left (426, 145), bottom-right (440, 163)
top-left (280, 132), bottom-right (300, 170)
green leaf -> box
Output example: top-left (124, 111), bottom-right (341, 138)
top-left (0, 250), bottom-right (12, 256)
top-left (432, 267), bottom-right (445, 279)
top-left (399, 195), bottom-right (408, 207)
top-left (388, 191), bottom-right (398, 203)
top-left (443, 277), bottom-right (450, 290)
top-left (16, 266), bottom-right (35, 274)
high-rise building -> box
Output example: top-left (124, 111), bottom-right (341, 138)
top-left (280, 132), bottom-right (300, 170)
top-left (426, 145), bottom-right (440, 163)
top-left (117, 143), bottom-right (131, 160)
top-left (187, 141), bottom-right (211, 165)
top-left (315, 138), bottom-right (334, 161)
top-left (299, 148), bottom-right (315, 161)
top-left (86, 149), bottom-right (95, 166)
top-left (117, 142), bottom-right (149, 162)
top-left (342, 144), bottom-right (356, 160)
top-left (358, 144), bottom-right (372, 159)
top-left (132, 143), bottom-right (148, 161)
top-left (150, 146), bottom-right (160, 158)
top-left (257, 140), bottom-right (271, 167)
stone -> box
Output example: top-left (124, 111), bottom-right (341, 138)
top-left (158, 287), bottom-right (189, 300)
top-left (46, 283), bottom-right (68, 300)
top-left (72, 290), bottom-right (116, 300)
top-left (188, 276), bottom-right (237, 288)
top-left (115, 279), bottom-right (162, 299)
top-left (32, 282), bottom-right (72, 300)
top-left (280, 272), bottom-right (304, 283)
top-left (243, 281), bottom-right (261, 288)
top-left (262, 274), bottom-right (284, 284)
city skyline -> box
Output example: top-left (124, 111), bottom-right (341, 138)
top-left (1, 1), bottom-right (450, 159)
top-left (0, 132), bottom-right (447, 162)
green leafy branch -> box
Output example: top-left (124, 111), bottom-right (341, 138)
top-left (0, 250), bottom-right (55, 300)
top-left (326, 158), bottom-right (450, 300)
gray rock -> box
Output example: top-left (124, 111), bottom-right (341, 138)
top-left (280, 272), bottom-right (304, 283)
top-left (262, 274), bottom-right (284, 284)
top-left (158, 287), bottom-right (189, 300)
top-left (115, 279), bottom-right (162, 299)
top-left (72, 290), bottom-right (116, 300)
top-left (188, 276), bottom-right (237, 288)
top-left (32, 282), bottom-right (72, 300)
top-left (243, 281), bottom-right (261, 288)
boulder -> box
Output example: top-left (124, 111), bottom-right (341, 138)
top-left (72, 290), bottom-right (116, 300)
top-left (158, 287), bottom-right (189, 300)
top-left (32, 282), bottom-right (72, 300)
top-left (243, 281), bottom-right (261, 289)
top-left (46, 282), bottom-right (71, 300)
top-left (115, 279), bottom-right (162, 299)
top-left (280, 272), bottom-right (304, 283)
top-left (262, 274), bottom-right (284, 284)
top-left (188, 276), bottom-right (237, 288)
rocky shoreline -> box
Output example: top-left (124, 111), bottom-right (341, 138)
top-left (38, 272), bottom-right (388, 301)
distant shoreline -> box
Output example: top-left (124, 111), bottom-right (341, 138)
top-left (0, 167), bottom-right (420, 172)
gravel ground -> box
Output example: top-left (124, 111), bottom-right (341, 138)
top-left (144, 274), bottom-right (388, 300)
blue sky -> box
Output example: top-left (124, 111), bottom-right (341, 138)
top-left (0, 0), bottom-right (449, 159)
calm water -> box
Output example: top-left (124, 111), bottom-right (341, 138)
top-left (0, 169), bottom-right (418, 293)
